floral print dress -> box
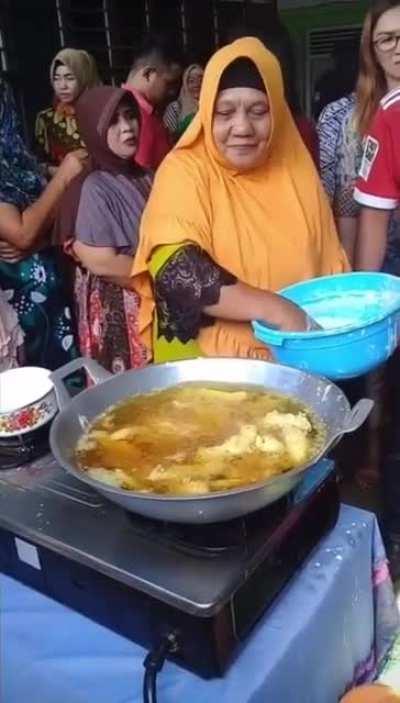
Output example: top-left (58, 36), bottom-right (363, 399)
top-left (0, 249), bottom-right (78, 369)
top-left (35, 103), bottom-right (84, 166)
top-left (0, 80), bottom-right (78, 371)
top-left (317, 94), bottom-right (359, 217)
top-left (74, 267), bottom-right (146, 374)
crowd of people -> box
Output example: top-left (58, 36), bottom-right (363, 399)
top-left (3, 5), bottom-right (400, 699)
top-left (2, 0), bottom-right (400, 576)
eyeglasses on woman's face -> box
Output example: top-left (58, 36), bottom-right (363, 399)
top-left (374, 33), bottom-right (400, 53)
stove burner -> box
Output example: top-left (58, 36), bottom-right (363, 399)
top-left (126, 495), bottom-right (290, 558)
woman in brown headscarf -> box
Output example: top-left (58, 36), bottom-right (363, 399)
top-left (35, 48), bottom-right (100, 176)
top-left (55, 86), bottom-right (153, 373)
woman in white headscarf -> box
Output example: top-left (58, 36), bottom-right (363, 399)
top-left (163, 63), bottom-right (204, 140)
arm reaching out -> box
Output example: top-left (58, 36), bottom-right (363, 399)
top-left (0, 150), bottom-right (87, 251)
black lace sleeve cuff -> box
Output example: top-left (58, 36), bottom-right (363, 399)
top-left (154, 244), bottom-right (236, 343)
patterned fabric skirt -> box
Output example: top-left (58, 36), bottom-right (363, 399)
top-left (0, 290), bottom-right (24, 371)
top-left (0, 248), bottom-right (78, 370)
top-left (74, 267), bottom-right (146, 374)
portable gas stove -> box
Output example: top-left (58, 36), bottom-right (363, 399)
top-left (0, 455), bottom-right (338, 678)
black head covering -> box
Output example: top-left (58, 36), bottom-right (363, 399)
top-left (218, 57), bottom-right (266, 93)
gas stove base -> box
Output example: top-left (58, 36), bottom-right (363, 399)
top-left (0, 469), bottom-right (338, 678)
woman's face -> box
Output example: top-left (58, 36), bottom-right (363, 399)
top-left (373, 7), bottom-right (400, 87)
top-left (106, 102), bottom-right (139, 159)
top-left (53, 64), bottom-right (80, 104)
top-left (212, 87), bottom-right (271, 170)
top-left (187, 67), bottom-right (204, 100)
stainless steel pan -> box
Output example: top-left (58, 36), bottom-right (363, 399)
top-left (49, 357), bottom-right (372, 524)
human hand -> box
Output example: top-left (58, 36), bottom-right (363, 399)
top-left (63, 238), bottom-right (80, 263)
top-left (57, 149), bottom-right (88, 186)
top-left (272, 298), bottom-right (310, 332)
top-left (0, 240), bottom-right (25, 263)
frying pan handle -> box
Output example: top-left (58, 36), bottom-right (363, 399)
top-left (50, 357), bottom-right (112, 410)
top-left (343, 398), bottom-right (374, 434)
top-left (314, 398), bottom-right (374, 464)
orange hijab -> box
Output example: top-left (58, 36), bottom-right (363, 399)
top-left (340, 685), bottom-right (400, 703)
top-left (132, 37), bottom-right (348, 358)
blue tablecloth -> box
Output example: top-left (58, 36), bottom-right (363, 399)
top-left (1, 505), bottom-right (399, 703)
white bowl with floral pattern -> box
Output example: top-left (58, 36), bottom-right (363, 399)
top-left (0, 367), bottom-right (58, 436)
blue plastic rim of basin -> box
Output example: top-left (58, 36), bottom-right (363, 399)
top-left (252, 272), bottom-right (400, 380)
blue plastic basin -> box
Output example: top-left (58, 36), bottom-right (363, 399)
top-left (252, 272), bottom-right (400, 380)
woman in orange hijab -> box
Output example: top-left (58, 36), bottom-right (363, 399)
top-left (132, 37), bottom-right (348, 362)
top-left (340, 684), bottom-right (400, 702)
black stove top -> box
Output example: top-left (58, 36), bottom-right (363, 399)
top-left (124, 493), bottom-right (289, 558)
top-left (0, 455), bottom-right (339, 676)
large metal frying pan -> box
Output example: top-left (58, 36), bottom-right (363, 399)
top-left (49, 357), bottom-right (372, 524)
